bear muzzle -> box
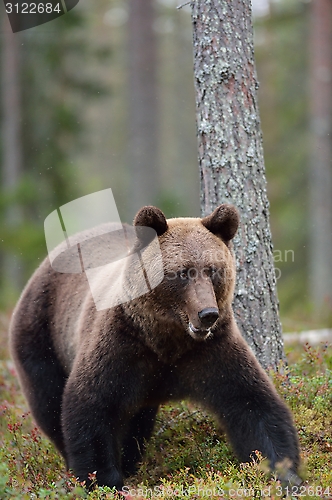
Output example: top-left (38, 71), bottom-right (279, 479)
top-left (188, 322), bottom-right (213, 341)
top-left (188, 307), bottom-right (219, 341)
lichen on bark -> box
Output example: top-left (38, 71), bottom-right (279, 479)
top-left (191, 0), bottom-right (285, 369)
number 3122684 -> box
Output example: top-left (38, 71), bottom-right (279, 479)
top-left (5, 3), bottom-right (62, 14)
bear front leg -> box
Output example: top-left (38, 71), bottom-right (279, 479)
top-left (184, 331), bottom-right (301, 485)
top-left (122, 405), bottom-right (159, 477)
top-left (61, 379), bottom-right (125, 490)
top-left (219, 388), bottom-right (301, 483)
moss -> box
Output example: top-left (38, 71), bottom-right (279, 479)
top-left (1, 341), bottom-right (331, 499)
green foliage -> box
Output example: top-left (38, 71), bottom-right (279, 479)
top-left (0, 9), bottom-right (110, 307)
top-left (0, 312), bottom-right (331, 500)
top-left (255, 2), bottom-right (312, 322)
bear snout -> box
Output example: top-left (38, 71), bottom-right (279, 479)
top-left (188, 307), bottom-right (219, 340)
top-left (198, 307), bottom-right (219, 328)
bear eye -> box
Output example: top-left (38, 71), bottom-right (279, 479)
top-left (179, 269), bottom-right (189, 280)
top-left (208, 266), bottom-right (219, 279)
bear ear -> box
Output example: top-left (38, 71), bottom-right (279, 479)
top-left (201, 204), bottom-right (239, 242)
top-left (134, 206), bottom-right (168, 236)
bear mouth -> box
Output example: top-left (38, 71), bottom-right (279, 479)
top-left (188, 323), bottom-right (213, 341)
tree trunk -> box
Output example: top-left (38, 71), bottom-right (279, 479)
top-left (127, 0), bottom-right (159, 217)
top-left (1, 16), bottom-right (23, 291)
top-left (309, 0), bottom-right (332, 311)
top-left (191, 0), bottom-right (284, 370)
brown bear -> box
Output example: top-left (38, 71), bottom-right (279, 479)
top-left (9, 204), bottom-right (300, 490)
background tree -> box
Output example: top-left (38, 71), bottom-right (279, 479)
top-left (1, 0), bottom-right (330, 332)
top-left (1, 16), bottom-right (23, 294)
top-left (0, 7), bottom-right (108, 307)
top-left (127, 0), bottom-right (160, 215)
top-left (254, 2), bottom-right (310, 327)
top-left (191, 0), bottom-right (284, 369)
top-left (309, 0), bottom-right (332, 312)
top-left (77, 0), bottom-right (330, 329)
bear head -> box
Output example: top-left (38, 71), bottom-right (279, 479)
top-left (133, 204), bottom-right (239, 341)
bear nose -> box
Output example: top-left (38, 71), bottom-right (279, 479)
top-left (198, 308), bottom-right (219, 328)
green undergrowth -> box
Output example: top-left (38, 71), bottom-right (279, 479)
top-left (0, 317), bottom-right (331, 499)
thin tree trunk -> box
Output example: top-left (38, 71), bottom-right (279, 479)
top-left (127, 0), bottom-right (159, 217)
top-left (1, 16), bottom-right (23, 291)
top-left (191, 0), bottom-right (284, 370)
top-left (309, 0), bottom-right (332, 311)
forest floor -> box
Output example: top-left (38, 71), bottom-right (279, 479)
top-left (0, 311), bottom-right (331, 500)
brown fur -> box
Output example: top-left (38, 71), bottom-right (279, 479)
top-left (9, 204), bottom-right (300, 489)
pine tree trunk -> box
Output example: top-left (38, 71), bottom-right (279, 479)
top-left (191, 0), bottom-right (284, 370)
top-left (309, 0), bottom-right (332, 311)
top-left (127, 0), bottom-right (159, 217)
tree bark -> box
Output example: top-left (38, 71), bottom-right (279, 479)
top-left (191, 0), bottom-right (284, 369)
top-left (309, 0), bottom-right (332, 311)
top-left (127, 0), bottom-right (159, 217)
